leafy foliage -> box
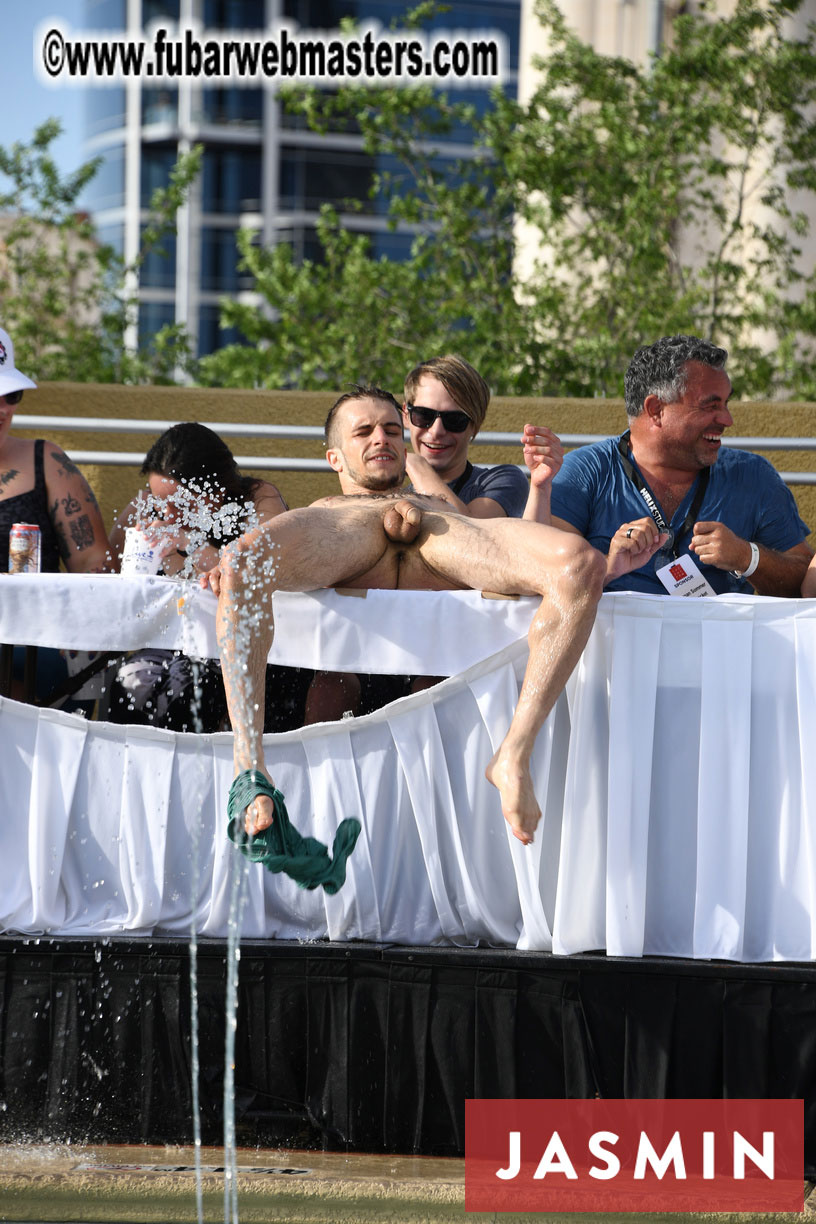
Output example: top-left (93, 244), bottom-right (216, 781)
top-left (0, 119), bottom-right (201, 383)
top-left (200, 0), bottom-right (816, 399)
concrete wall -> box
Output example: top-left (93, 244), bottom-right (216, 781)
top-left (17, 382), bottom-right (816, 546)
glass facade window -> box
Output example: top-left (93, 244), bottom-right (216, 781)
top-left (274, 226), bottom-right (328, 264)
top-left (140, 228), bottom-right (177, 289)
top-left (143, 0), bottom-right (180, 23)
top-left (283, 0), bottom-right (519, 72)
top-left (276, 224), bottom-right (414, 262)
top-left (279, 146), bottom-right (374, 213)
top-left (280, 87), bottom-right (362, 135)
top-left (369, 229), bottom-right (415, 259)
top-left (141, 144), bottom-right (178, 207)
top-left (282, 0), bottom-right (384, 24)
top-left (199, 88), bottom-right (263, 127)
top-left (94, 224), bottom-right (125, 259)
top-left (204, 0), bottom-right (265, 28)
top-left (202, 148), bottom-right (262, 213)
top-left (88, 145), bottom-right (126, 211)
top-left (200, 227), bottom-right (257, 292)
top-left (139, 301), bottom-right (177, 348)
top-left (87, 0), bottom-right (127, 24)
top-left (279, 2), bottom-right (519, 144)
top-left (80, 0), bottom-right (520, 366)
top-left (86, 88), bottom-right (126, 138)
top-left (142, 89), bottom-right (178, 127)
top-left (198, 306), bottom-right (244, 359)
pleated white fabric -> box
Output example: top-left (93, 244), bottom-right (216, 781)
top-left (0, 574), bottom-right (537, 674)
top-left (2, 588), bottom-right (816, 961)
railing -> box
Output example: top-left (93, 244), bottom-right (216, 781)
top-left (13, 414), bottom-right (816, 484)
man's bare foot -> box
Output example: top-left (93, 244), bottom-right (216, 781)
top-left (245, 794), bottom-right (275, 837)
top-left (383, 499), bottom-right (423, 545)
top-left (485, 749), bottom-right (541, 845)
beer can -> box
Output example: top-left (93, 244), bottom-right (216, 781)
top-left (8, 523), bottom-right (42, 574)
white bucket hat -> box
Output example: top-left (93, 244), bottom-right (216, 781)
top-left (0, 327), bottom-right (37, 396)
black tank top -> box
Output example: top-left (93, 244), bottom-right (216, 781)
top-left (0, 439), bottom-right (62, 573)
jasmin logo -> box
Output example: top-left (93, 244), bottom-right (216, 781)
top-left (465, 1099), bottom-right (803, 1213)
top-left (0, 341), bottom-right (6, 365)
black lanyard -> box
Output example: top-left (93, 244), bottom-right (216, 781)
top-left (616, 432), bottom-right (709, 560)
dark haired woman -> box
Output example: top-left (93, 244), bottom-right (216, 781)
top-left (107, 422), bottom-right (305, 732)
top-left (109, 421), bottom-right (286, 573)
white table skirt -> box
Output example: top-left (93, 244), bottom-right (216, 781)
top-left (0, 573), bottom-right (536, 674)
top-left (1, 578), bottom-right (816, 962)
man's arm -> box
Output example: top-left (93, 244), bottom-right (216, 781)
top-left (803, 554), bottom-right (816, 597)
top-left (690, 522), bottom-right (813, 596)
top-left (552, 514), bottom-right (667, 586)
top-left (404, 453), bottom-right (473, 513)
top-left (404, 453), bottom-right (529, 518)
top-left (45, 443), bottom-right (111, 573)
top-left (522, 424), bottom-right (563, 524)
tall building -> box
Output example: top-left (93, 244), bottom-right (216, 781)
top-left (517, 0), bottom-right (816, 311)
top-left (85, 0), bottom-right (521, 360)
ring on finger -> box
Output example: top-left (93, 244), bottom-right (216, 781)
top-left (625, 527), bottom-right (634, 539)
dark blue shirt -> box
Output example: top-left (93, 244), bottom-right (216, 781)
top-left (455, 462), bottom-right (529, 518)
top-left (551, 435), bottom-right (810, 594)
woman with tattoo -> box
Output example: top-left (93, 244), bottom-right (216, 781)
top-left (107, 422), bottom-right (308, 732)
top-left (0, 327), bottom-right (109, 576)
top-left (0, 326), bottom-right (111, 704)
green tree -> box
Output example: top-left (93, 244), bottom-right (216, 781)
top-left (200, 0), bottom-right (816, 399)
top-left (0, 119), bottom-right (201, 383)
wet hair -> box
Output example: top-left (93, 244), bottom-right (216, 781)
top-left (141, 422), bottom-right (260, 501)
top-left (624, 335), bottom-right (728, 418)
top-left (324, 383), bottom-right (402, 447)
top-left (403, 354), bottom-right (490, 432)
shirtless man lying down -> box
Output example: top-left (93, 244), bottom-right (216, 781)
top-left (210, 385), bottom-right (654, 848)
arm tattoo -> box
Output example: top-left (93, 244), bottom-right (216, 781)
top-left (53, 455), bottom-right (82, 478)
top-left (0, 468), bottom-right (20, 491)
top-left (61, 493), bottom-right (82, 516)
top-left (70, 515), bottom-right (95, 551)
top-left (55, 521), bottom-right (71, 563)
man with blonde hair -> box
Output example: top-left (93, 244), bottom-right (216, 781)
top-left (403, 354), bottom-right (560, 524)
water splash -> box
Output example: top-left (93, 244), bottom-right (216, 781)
top-left (135, 476), bottom-right (280, 1224)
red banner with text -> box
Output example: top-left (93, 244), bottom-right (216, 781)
top-left (465, 1098), bottom-right (803, 1213)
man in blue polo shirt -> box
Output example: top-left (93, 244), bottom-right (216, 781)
top-left (551, 335), bottom-right (812, 596)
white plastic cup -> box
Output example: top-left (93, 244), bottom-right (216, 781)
top-left (120, 527), bottom-right (164, 576)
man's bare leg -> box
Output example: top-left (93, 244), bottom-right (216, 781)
top-left (303, 671), bottom-right (362, 723)
top-left (413, 514), bottom-right (605, 844)
top-left (216, 501), bottom-right (421, 834)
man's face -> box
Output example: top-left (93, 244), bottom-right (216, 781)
top-left (327, 397), bottom-right (406, 493)
top-left (652, 361), bottom-right (734, 470)
top-left (403, 374), bottom-right (476, 482)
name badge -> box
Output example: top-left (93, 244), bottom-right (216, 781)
top-left (655, 553), bottom-right (716, 598)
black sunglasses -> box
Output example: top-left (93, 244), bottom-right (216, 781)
top-left (3, 391), bottom-right (23, 406)
top-left (405, 404), bottom-right (472, 433)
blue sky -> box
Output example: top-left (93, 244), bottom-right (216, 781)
top-left (5, 2), bottom-right (89, 198)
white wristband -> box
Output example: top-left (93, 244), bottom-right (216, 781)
top-left (735, 541), bottom-right (760, 579)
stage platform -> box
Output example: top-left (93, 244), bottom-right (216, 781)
top-left (1, 937), bottom-right (814, 1177)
